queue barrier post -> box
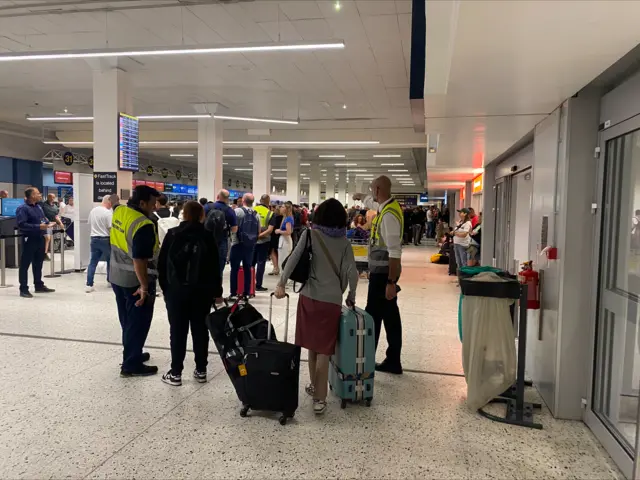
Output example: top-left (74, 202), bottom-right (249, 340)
top-left (45, 229), bottom-right (60, 279)
top-left (13, 228), bottom-right (19, 268)
top-left (55, 228), bottom-right (74, 275)
top-left (0, 235), bottom-right (12, 288)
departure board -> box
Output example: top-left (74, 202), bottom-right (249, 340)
top-left (118, 113), bottom-right (139, 172)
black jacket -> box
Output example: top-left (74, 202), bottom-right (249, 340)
top-left (157, 221), bottom-right (222, 300)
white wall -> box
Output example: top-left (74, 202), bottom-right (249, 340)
top-left (512, 171), bottom-right (532, 267)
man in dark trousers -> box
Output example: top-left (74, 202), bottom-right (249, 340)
top-left (15, 187), bottom-right (57, 298)
top-left (110, 185), bottom-right (161, 377)
top-left (354, 175), bottom-right (404, 374)
top-left (158, 201), bottom-right (222, 386)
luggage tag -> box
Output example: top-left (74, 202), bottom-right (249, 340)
top-left (238, 364), bottom-right (247, 376)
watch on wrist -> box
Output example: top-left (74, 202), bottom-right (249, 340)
top-left (386, 278), bottom-right (396, 285)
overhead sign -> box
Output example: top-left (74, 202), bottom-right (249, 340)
top-left (472, 173), bottom-right (483, 194)
top-left (419, 192), bottom-right (429, 202)
top-left (63, 151), bottom-right (74, 166)
top-left (54, 171), bottom-right (73, 185)
top-left (161, 168), bottom-right (168, 179)
top-left (88, 156), bottom-right (94, 169)
top-left (146, 166), bottom-right (154, 176)
top-left (118, 113), bottom-right (139, 172)
top-left (93, 172), bottom-right (117, 203)
top-left (175, 169), bottom-right (182, 180)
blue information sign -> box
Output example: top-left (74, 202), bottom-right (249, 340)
top-left (118, 113), bottom-right (139, 172)
top-left (1, 198), bottom-right (23, 217)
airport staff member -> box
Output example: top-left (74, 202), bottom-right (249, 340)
top-left (353, 175), bottom-right (404, 374)
top-left (15, 187), bottom-right (56, 298)
top-left (110, 185), bottom-right (161, 377)
top-left (253, 194), bottom-right (276, 292)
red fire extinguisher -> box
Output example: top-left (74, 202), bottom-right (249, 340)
top-left (518, 261), bottom-right (540, 310)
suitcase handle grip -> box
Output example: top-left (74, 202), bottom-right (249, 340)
top-left (268, 292), bottom-right (290, 342)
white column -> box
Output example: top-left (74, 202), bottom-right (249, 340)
top-left (286, 151), bottom-right (300, 203)
top-left (359, 181), bottom-right (370, 195)
top-left (93, 67), bottom-right (132, 195)
top-left (347, 174), bottom-right (357, 207)
top-left (337, 173), bottom-right (347, 205)
top-left (197, 117), bottom-right (223, 201)
top-left (324, 167), bottom-right (335, 203)
top-left (309, 163), bottom-right (321, 206)
top-left (252, 146), bottom-right (271, 201)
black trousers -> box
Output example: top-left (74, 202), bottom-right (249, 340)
top-left (113, 281), bottom-right (156, 371)
top-left (165, 294), bottom-right (211, 375)
top-left (366, 273), bottom-right (403, 366)
top-left (19, 235), bottom-right (45, 293)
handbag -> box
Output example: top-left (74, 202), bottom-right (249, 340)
top-left (282, 228), bottom-right (312, 293)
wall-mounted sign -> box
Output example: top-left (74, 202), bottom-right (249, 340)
top-left (236, 180), bottom-right (240, 187)
top-left (164, 183), bottom-right (174, 192)
top-left (161, 168), bottom-right (168, 179)
top-left (93, 172), bottom-right (117, 202)
top-left (188, 172), bottom-right (195, 181)
top-left (472, 173), bottom-right (483, 194)
top-left (146, 166), bottom-right (154, 176)
top-left (88, 156), bottom-right (94, 169)
top-left (243, 182), bottom-right (247, 189)
top-left (63, 151), bottom-right (74, 166)
top-left (54, 171), bottom-right (73, 185)
top-left (154, 182), bottom-right (164, 192)
top-left (228, 178), bottom-right (232, 187)
top-left (175, 169), bottom-right (182, 180)
top-left (419, 192), bottom-right (429, 203)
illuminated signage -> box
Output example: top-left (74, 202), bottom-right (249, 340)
top-left (472, 173), bottom-right (483, 194)
top-left (118, 113), bottom-right (139, 172)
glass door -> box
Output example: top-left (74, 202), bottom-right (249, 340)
top-left (493, 176), bottom-right (512, 271)
top-left (588, 123), bottom-right (640, 479)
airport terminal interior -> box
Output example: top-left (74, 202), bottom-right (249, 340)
top-left (2, 0), bottom-right (640, 479)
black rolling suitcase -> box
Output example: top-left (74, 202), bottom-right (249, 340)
top-left (206, 294), bottom-right (300, 425)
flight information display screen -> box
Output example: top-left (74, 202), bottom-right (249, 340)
top-left (118, 113), bottom-right (139, 172)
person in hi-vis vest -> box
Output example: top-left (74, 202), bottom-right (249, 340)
top-left (110, 185), bottom-right (161, 377)
top-left (353, 175), bottom-right (404, 374)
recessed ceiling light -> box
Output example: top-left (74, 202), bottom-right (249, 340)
top-left (169, 154), bottom-right (194, 157)
top-left (27, 116), bottom-right (93, 122)
top-left (138, 114), bottom-right (211, 120)
top-left (374, 154), bottom-right (401, 158)
top-left (273, 177), bottom-right (287, 180)
top-left (321, 169), bottom-right (327, 172)
top-left (346, 169), bottom-right (366, 172)
top-left (355, 174), bottom-right (374, 177)
top-left (43, 141), bottom-right (94, 145)
top-left (319, 154), bottom-right (345, 158)
top-left (272, 169), bottom-right (287, 172)
top-left (271, 154), bottom-right (287, 158)
top-left (334, 163), bottom-right (357, 166)
top-left (387, 169), bottom-right (408, 172)
top-left (234, 168), bottom-right (253, 171)
top-left (392, 174), bottom-right (410, 177)
top-left (223, 154), bottom-right (243, 158)
top-left (223, 162), bottom-right (228, 165)
top-left (214, 115), bottom-right (298, 125)
top-left (380, 163), bottom-right (404, 166)
top-left (335, 1), bottom-right (342, 11)
top-left (0, 42), bottom-right (346, 62)
top-left (249, 162), bottom-right (254, 165)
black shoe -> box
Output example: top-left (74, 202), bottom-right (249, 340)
top-left (375, 361), bottom-right (403, 375)
top-left (35, 286), bottom-right (55, 293)
top-left (20, 291), bottom-right (33, 298)
top-left (141, 352), bottom-right (151, 363)
top-left (255, 286), bottom-right (268, 292)
top-left (120, 365), bottom-right (158, 377)
top-left (161, 370), bottom-right (182, 386)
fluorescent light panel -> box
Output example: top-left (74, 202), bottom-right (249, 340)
top-left (272, 169), bottom-right (287, 172)
top-left (273, 177), bottom-right (287, 180)
top-left (214, 114), bottom-right (298, 125)
top-left (1, 42), bottom-right (345, 62)
top-left (380, 163), bottom-right (404, 166)
top-left (392, 174), bottom-right (410, 177)
top-left (30, 114), bottom-right (297, 124)
top-left (169, 154), bottom-right (194, 157)
top-left (319, 154), bottom-right (345, 158)
top-left (44, 140), bottom-right (378, 147)
top-left (234, 168), bottom-right (253, 171)
top-left (387, 169), bottom-right (408, 172)
top-left (224, 141), bottom-right (378, 146)
top-left (374, 154), bottom-right (401, 158)
top-left (271, 155), bottom-right (287, 158)
top-left (334, 163), bottom-right (357, 166)
top-left (223, 154), bottom-right (243, 158)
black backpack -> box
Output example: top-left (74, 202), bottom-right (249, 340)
top-left (166, 232), bottom-right (213, 288)
top-left (205, 206), bottom-right (227, 242)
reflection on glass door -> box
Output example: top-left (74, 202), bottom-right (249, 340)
top-left (593, 130), bottom-right (640, 459)
top-left (493, 177), bottom-right (512, 271)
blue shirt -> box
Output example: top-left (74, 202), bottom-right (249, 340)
top-left (281, 215), bottom-right (294, 232)
top-left (212, 201), bottom-right (237, 228)
top-left (16, 201), bottom-right (47, 237)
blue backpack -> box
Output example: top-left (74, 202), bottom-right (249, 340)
top-left (238, 208), bottom-right (259, 245)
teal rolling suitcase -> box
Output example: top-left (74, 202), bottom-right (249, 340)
top-left (329, 306), bottom-right (375, 408)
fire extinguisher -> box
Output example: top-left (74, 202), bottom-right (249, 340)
top-left (518, 261), bottom-right (540, 310)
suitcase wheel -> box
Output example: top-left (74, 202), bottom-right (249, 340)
top-left (240, 405), bottom-right (250, 417)
top-left (365, 399), bottom-right (372, 407)
top-left (341, 399), bottom-right (347, 409)
top-left (279, 415), bottom-right (287, 426)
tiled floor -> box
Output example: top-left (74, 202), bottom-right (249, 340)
top-left (0, 246), bottom-right (623, 479)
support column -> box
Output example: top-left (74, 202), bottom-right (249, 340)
top-left (197, 117), bottom-right (223, 201)
top-left (464, 181), bottom-right (472, 208)
top-left (286, 151), bottom-right (300, 203)
top-left (252, 146), bottom-right (271, 201)
top-left (93, 67), bottom-right (133, 195)
top-left (337, 174), bottom-right (347, 206)
top-left (347, 174), bottom-right (357, 207)
top-left (359, 181), bottom-right (370, 195)
top-left (324, 167), bottom-right (335, 203)
top-left (309, 163), bottom-right (321, 206)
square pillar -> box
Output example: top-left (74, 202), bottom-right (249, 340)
top-left (286, 151), bottom-right (300, 203)
top-left (93, 68), bottom-right (133, 196)
top-left (252, 146), bottom-right (271, 201)
top-left (338, 174), bottom-right (347, 206)
top-left (324, 167), bottom-right (335, 203)
top-left (309, 163), bottom-right (321, 206)
top-left (198, 117), bottom-right (223, 201)
top-left (347, 174), bottom-right (357, 207)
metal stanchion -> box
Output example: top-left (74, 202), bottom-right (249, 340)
top-left (0, 236), bottom-right (13, 288)
top-left (45, 230), bottom-right (60, 279)
top-left (13, 228), bottom-right (19, 268)
top-left (55, 228), bottom-right (73, 275)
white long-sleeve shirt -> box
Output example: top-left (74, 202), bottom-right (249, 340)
top-left (362, 195), bottom-right (402, 259)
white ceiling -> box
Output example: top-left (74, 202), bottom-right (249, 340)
top-left (424, 0), bottom-right (640, 192)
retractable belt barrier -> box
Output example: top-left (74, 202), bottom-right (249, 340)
top-left (0, 232), bottom-right (23, 289)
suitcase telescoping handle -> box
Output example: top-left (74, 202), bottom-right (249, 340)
top-left (269, 292), bottom-right (290, 342)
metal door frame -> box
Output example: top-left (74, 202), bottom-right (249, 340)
top-left (584, 115), bottom-right (640, 480)
top-left (493, 175), bottom-right (513, 271)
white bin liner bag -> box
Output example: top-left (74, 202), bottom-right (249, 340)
top-left (461, 272), bottom-right (517, 411)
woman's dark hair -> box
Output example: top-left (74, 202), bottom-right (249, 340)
top-left (182, 200), bottom-right (204, 223)
top-left (313, 198), bottom-right (348, 229)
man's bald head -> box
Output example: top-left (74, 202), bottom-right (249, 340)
top-left (0, 190), bottom-right (8, 199)
top-left (371, 175), bottom-right (392, 203)
top-left (217, 189), bottom-right (230, 203)
top-left (260, 194), bottom-right (270, 206)
top-left (243, 193), bottom-right (255, 207)
top-left (47, 193), bottom-right (56, 203)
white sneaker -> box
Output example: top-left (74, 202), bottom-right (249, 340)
top-left (85, 286), bottom-right (95, 293)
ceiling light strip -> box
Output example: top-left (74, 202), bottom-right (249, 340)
top-left (30, 114), bottom-right (298, 124)
top-left (0, 42), bottom-right (345, 62)
top-left (214, 115), bottom-right (298, 125)
top-left (373, 154), bottom-right (401, 158)
top-left (43, 140), bottom-right (378, 146)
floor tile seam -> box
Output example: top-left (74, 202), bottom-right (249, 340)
top-left (82, 368), bottom-right (227, 479)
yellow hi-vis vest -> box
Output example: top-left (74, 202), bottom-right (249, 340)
top-left (109, 205), bottom-right (160, 287)
top-left (254, 204), bottom-right (273, 242)
top-left (369, 198), bottom-right (404, 275)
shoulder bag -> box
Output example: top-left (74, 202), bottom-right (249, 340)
top-left (282, 228), bottom-right (312, 293)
